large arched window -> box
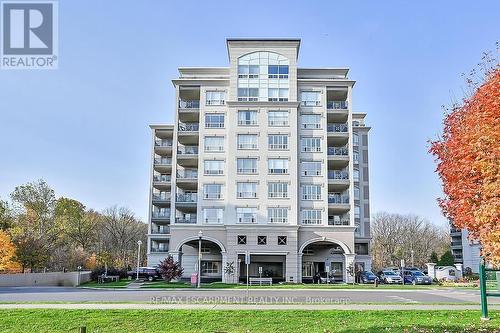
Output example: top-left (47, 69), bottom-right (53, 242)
top-left (237, 51), bottom-right (289, 102)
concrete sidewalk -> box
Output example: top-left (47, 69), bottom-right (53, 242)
top-left (1, 303), bottom-right (499, 311)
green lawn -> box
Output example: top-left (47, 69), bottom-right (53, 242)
top-left (81, 279), bottom-right (131, 288)
top-left (140, 281), bottom-right (473, 290)
top-left (0, 309), bottom-right (497, 332)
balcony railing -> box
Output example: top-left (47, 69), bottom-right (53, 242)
top-left (204, 218), bottom-right (223, 224)
top-left (204, 193), bottom-right (222, 200)
top-left (327, 123), bottom-right (348, 133)
top-left (178, 123), bottom-right (199, 132)
top-left (328, 170), bottom-right (349, 180)
top-left (328, 217), bottom-right (350, 226)
top-left (176, 170), bottom-right (198, 179)
top-left (179, 100), bottom-right (200, 109)
top-left (328, 193), bottom-right (350, 204)
top-left (150, 247), bottom-right (169, 253)
top-left (152, 193), bottom-right (171, 202)
top-left (154, 158), bottom-right (172, 165)
top-left (152, 211), bottom-right (170, 219)
top-left (177, 146), bottom-right (199, 155)
top-left (205, 145), bottom-right (224, 152)
top-left (153, 175), bottom-right (171, 183)
top-left (237, 216), bottom-right (257, 223)
top-left (175, 216), bottom-right (197, 224)
top-left (327, 147), bottom-right (349, 156)
top-left (206, 99), bottom-right (225, 106)
top-left (327, 101), bottom-right (348, 110)
top-left (300, 100), bottom-right (321, 107)
top-left (237, 192), bottom-right (257, 199)
top-left (151, 226), bottom-right (170, 234)
top-left (155, 139), bottom-right (173, 147)
top-left (176, 193), bottom-right (197, 203)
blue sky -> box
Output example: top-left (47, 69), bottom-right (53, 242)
top-left (0, 0), bottom-right (498, 227)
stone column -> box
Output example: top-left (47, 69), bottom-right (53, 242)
top-left (297, 253), bottom-right (303, 283)
top-left (221, 252), bottom-right (228, 283)
top-left (345, 254), bottom-right (356, 283)
top-left (427, 263), bottom-right (436, 279)
top-left (285, 252), bottom-right (299, 283)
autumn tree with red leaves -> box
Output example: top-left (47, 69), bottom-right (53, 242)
top-left (430, 50), bottom-right (499, 265)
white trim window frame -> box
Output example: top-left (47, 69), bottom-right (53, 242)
top-left (268, 158), bottom-right (289, 174)
top-left (301, 137), bottom-right (322, 153)
top-left (302, 209), bottom-right (322, 225)
top-left (237, 182), bottom-right (257, 199)
top-left (302, 161), bottom-right (322, 176)
top-left (302, 184), bottom-right (321, 200)
top-left (204, 160), bottom-right (225, 175)
top-left (268, 182), bottom-right (289, 199)
top-left (237, 158), bottom-right (257, 174)
top-left (268, 207), bottom-right (288, 223)
top-left (301, 114), bottom-right (321, 129)
top-left (203, 184), bottom-right (223, 200)
top-left (237, 134), bottom-right (258, 150)
top-left (268, 134), bottom-right (289, 151)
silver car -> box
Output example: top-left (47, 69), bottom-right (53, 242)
top-left (377, 270), bottom-right (403, 284)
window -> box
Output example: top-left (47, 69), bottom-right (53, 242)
top-left (268, 88), bottom-right (289, 102)
top-left (203, 208), bottom-right (223, 224)
top-left (354, 205), bottom-right (361, 219)
top-left (204, 160), bottom-right (224, 175)
top-left (268, 158), bottom-right (289, 174)
top-left (238, 110), bottom-right (258, 126)
top-left (237, 158), bottom-right (257, 174)
top-left (201, 261), bottom-right (220, 274)
top-left (354, 185), bottom-right (360, 200)
top-left (268, 65), bottom-right (289, 79)
top-left (302, 114), bottom-right (321, 129)
top-left (268, 134), bottom-right (289, 150)
top-left (278, 236), bottom-right (287, 245)
top-left (355, 243), bottom-right (369, 255)
top-left (237, 182), bottom-right (257, 198)
top-left (268, 207), bottom-right (288, 223)
top-left (237, 88), bottom-right (259, 101)
top-left (203, 184), bottom-right (222, 200)
top-left (301, 137), bottom-right (321, 152)
top-left (353, 150), bottom-right (359, 163)
top-left (300, 91), bottom-right (321, 106)
top-left (353, 168), bottom-right (360, 182)
top-left (302, 210), bottom-right (322, 225)
top-left (206, 91), bottom-right (225, 105)
top-left (237, 235), bottom-right (247, 245)
top-left (238, 52), bottom-right (289, 102)
top-left (268, 182), bottom-right (288, 198)
top-left (237, 207), bottom-right (257, 223)
top-left (205, 114), bottom-right (225, 128)
top-left (237, 134), bottom-right (258, 149)
top-left (257, 235), bottom-right (267, 245)
top-left (302, 184), bottom-right (321, 200)
top-left (353, 133), bottom-right (359, 146)
top-left (204, 136), bottom-right (224, 152)
top-left (302, 161), bottom-right (322, 176)
top-left (268, 111), bottom-right (289, 126)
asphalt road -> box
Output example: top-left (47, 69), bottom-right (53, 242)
top-left (1, 287), bottom-right (498, 305)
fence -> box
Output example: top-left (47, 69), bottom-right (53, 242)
top-left (479, 259), bottom-right (499, 320)
top-left (0, 271), bottom-right (91, 287)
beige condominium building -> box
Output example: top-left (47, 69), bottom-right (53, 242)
top-left (147, 38), bottom-right (372, 284)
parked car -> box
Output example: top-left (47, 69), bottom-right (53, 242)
top-left (377, 270), bottom-right (403, 284)
top-left (319, 272), bottom-right (336, 284)
top-left (127, 267), bottom-right (161, 281)
top-left (358, 271), bottom-right (379, 284)
top-left (403, 270), bottom-right (433, 285)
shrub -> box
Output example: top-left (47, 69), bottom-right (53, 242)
top-left (158, 256), bottom-right (183, 282)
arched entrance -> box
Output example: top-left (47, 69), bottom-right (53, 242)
top-left (300, 238), bottom-right (353, 283)
top-left (175, 236), bottom-right (226, 283)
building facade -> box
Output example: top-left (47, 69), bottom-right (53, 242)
top-left (450, 225), bottom-right (481, 273)
top-left (147, 39), bottom-right (372, 283)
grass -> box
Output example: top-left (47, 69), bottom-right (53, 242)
top-left (0, 309), bottom-right (497, 332)
top-left (81, 279), bottom-right (131, 288)
top-left (140, 281), bottom-right (473, 290)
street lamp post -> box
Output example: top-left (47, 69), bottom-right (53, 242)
top-left (136, 240), bottom-right (142, 281)
top-left (197, 230), bottom-right (203, 288)
top-left (411, 250), bottom-right (414, 268)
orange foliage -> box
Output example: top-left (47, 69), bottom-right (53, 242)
top-left (430, 67), bottom-right (500, 265)
top-left (0, 230), bottom-right (22, 273)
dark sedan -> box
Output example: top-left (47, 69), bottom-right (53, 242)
top-left (358, 271), bottom-right (379, 284)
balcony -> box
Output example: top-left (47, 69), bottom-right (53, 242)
top-left (328, 170), bottom-right (349, 180)
top-left (176, 193), bottom-right (197, 203)
top-left (328, 193), bottom-right (349, 204)
top-left (327, 101), bottom-right (348, 110)
top-left (176, 170), bottom-right (198, 180)
top-left (154, 157), bottom-right (172, 166)
top-left (179, 100), bottom-right (200, 109)
top-left (153, 175), bottom-right (171, 183)
top-left (175, 216), bottom-right (197, 224)
top-left (151, 226), bottom-right (170, 235)
top-left (328, 216), bottom-right (350, 226)
top-left (152, 193), bottom-right (171, 203)
top-left (150, 247), bottom-right (169, 253)
top-left (178, 122), bottom-right (199, 133)
top-left (328, 146), bottom-right (349, 156)
top-left (327, 123), bottom-right (348, 133)
top-left (177, 146), bottom-right (199, 156)
top-left (300, 100), bottom-right (321, 107)
top-left (151, 210), bottom-right (170, 221)
top-left (155, 139), bottom-right (173, 147)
